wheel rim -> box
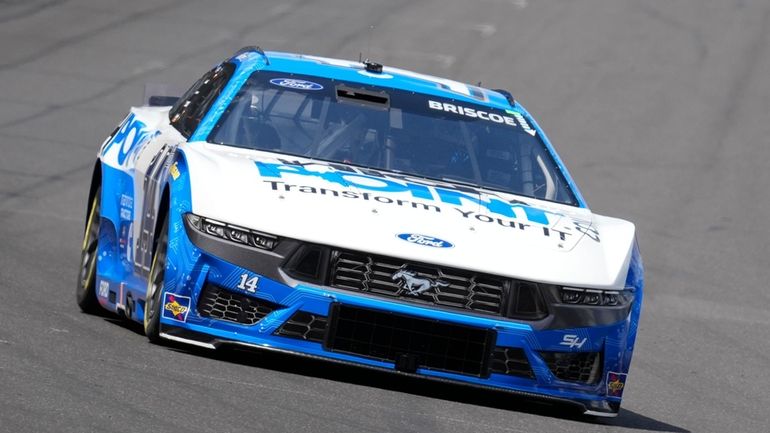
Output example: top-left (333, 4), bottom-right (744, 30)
top-left (79, 196), bottom-right (100, 293)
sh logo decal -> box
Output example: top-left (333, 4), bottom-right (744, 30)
top-left (560, 334), bottom-right (587, 349)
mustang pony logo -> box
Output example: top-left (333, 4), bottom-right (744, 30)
top-left (391, 269), bottom-right (449, 296)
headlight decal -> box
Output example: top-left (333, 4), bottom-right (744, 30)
top-left (559, 286), bottom-right (632, 307)
top-left (185, 213), bottom-right (278, 251)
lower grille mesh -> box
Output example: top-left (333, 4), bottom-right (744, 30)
top-left (326, 304), bottom-right (495, 377)
top-left (275, 311), bottom-right (327, 342)
top-left (490, 347), bottom-right (534, 378)
top-left (197, 283), bottom-right (278, 325)
top-left (538, 351), bottom-right (602, 384)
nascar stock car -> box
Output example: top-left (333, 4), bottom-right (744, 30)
top-left (77, 47), bottom-right (643, 417)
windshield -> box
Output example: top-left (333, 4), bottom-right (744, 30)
top-left (209, 71), bottom-right (578, 205)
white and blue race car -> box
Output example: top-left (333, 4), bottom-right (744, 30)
top-left (77, 47), bottom-right (643, 417)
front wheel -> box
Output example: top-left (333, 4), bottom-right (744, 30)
top-left (143, 216), bottom-right (168, 343)
top-left (76, 187), bottom-right (102, 314)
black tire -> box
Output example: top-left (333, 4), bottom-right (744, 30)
top-left (143, 216), bottom-right (168, 343)
top-left (76, 187), bottom-right (102, 314)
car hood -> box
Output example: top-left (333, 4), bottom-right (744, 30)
top-left (182, 143), bottom-right (636, 289)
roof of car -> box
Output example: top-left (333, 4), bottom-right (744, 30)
top-left (228, 48), bottom-right (516, 110)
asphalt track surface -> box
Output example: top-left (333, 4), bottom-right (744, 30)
top-left (1, 1), bottom-right (769, 432)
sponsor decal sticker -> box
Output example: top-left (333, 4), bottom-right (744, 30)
top-left (397, 233), bottom-right (453, 248)
top-left (169, 162), bottom-right (180, 180)
top-left (606, 372), bottom-right (627, 398)
top-left (269, 78), bottom-right (323, 91)
top-left (428, 100), bottom-right (537, 136)
top-left (98, 280), bottom-right (110, 298)
top-left (101, 113), bottom-right (160, 166)
top-left (119, 194), bottom-right (133, 220)
top-left (254, 159), bottom-right (597, 245)
top-left (256, 161), bottom-right (555, 226)
top-left (163, 293), bottom-right (191, 323)
top-left (509, 110), bottom-right (537, 136)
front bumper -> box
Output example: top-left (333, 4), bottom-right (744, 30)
top-left (157, 213), bottom-right (640, 417)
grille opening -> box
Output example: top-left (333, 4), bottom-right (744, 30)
top-left (490, 347), bottom-right (534, 378)
top-left (325, 304), bottom-right (495, 377)
top-left (275, 311), bottom-right (328, 342)
top-left (328, 250), bottom-right (509, 316)
top-left (538, 351), bottom-right (602, 384)
top-left (197, 283), bottom-right (279, 325)
top-left (285, 246), bottom-right (548, 320)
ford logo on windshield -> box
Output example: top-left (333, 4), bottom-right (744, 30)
top-left (269, 78), bottom-right (324, 91)
top-left (397, 233), bottom-right (454, 249)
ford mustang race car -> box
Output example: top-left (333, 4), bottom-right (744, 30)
top-left (77, 47), bottom-right (643, 417)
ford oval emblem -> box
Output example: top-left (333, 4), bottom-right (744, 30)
top-left (397, 233), bottom-right (454, 248)
top-left (269, 78), bottom-right (324, 91)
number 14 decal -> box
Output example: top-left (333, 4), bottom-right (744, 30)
top-left (237, 273), bottom-right (259, 293)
